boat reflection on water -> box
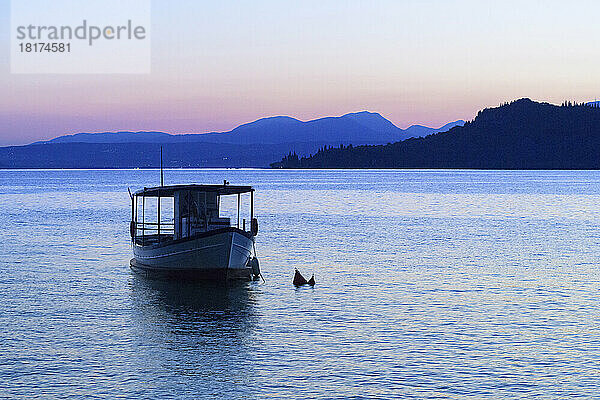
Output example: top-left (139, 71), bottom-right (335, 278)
top-left (128, 275), bottom-right (261, 389)
top-left (129, 275), bottom-right (260, 332)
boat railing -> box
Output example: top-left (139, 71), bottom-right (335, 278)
top-left (134, 221), bottom-right (175, 236)
top-left (132, 221), bottom-right (175, 246)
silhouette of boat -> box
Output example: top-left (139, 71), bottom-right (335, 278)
top-left (129, 182), bottom-right (260, 280)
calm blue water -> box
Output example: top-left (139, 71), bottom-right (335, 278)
top-left (2, 169), bottom-right (600, 399)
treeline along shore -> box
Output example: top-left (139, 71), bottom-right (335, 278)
top-left (271, 99), bottom-right (600, 169)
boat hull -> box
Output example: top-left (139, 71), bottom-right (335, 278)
top-left (131, 228), bottom-right (255, 280)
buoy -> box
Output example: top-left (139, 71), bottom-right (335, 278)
top-left (250, 242), bottom-right (265, 282)
top-left (251, 218), bottom-right (259, 235)
top-left (129, 220), bottom-right (136, 239)
top-left (250, 257), bottom-right (260, 277)
top-left (293, 269), bottom-right (308, 286)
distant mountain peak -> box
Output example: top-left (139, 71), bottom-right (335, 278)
top-left (41, 130), bottom-right (172, 144)
top-left (232, 115), bottom-right (301, 130)
top-left (339, 110), bottom-right (400, 134)
top-left (342, 110), bottom-right (382, 117)
top-left (341, 110), bottom-right (387, 120)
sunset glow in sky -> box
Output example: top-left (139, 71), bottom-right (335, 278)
top-left (1, 0), bottom-right (599, 145)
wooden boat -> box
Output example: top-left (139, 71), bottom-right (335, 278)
top-left (129, 182), bottom-right (259, 280)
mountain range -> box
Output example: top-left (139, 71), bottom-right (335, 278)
top-left (1, 112), bottom-right (464, 168)
top-left (272, 99), bottom-right (600, 169)
top-left (40, 112), bottom-right (464, 146)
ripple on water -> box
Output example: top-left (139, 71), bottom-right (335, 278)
top-left (1, 169), bottom-right (600, 398)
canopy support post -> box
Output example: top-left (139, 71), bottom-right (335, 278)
top-left (204, 192), bottom-right (208, 231)
top-left (237, 193), bottom-right (241, 228)
top-left (250, 190), bottom-right (254, 221)
top-left (142, 190), bottom-right (145, 244)
top-left (158, 188), bottom-right (161, 244)
top-left (132, 195), bottom-right (137, 240)
top-left (187, 191), bottom-right (191, 237)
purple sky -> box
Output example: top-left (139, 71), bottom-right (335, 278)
top-left (1, 0), bottom-right (599, 145)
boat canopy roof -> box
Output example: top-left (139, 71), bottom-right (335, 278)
top-left (133, 184), bottom-right (254, 197)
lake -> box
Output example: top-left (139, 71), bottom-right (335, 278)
top-left (1, 169), bottom-right (600, 398)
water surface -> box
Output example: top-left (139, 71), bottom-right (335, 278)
top-left (1, 169), bottom-right (600, 398)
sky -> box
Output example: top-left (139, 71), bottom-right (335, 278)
top-left (1, 0), bottom-right (599, 145)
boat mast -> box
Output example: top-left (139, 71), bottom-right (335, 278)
top-left (158, 147), bottom-right (163, 243)
top-left (160, 146), bottom-right (164, 187)
top-left (158, 187), bottom-right (161, 243)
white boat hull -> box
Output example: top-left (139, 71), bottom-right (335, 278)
top-left (131, 228), bottom-right (255, 280)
